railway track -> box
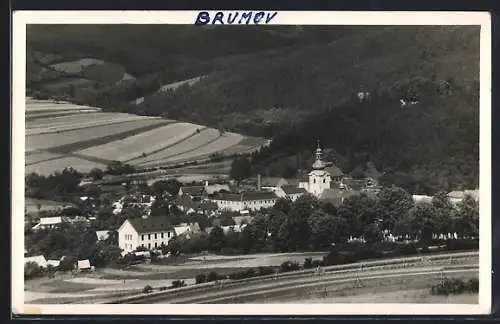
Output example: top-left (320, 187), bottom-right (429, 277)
top-left (106, 251), bottom-right (478, 304)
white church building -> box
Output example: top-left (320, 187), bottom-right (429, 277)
top-left (298, 141), bottom-right (343, 198)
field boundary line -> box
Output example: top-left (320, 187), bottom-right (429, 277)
top-left (125, 127), bottom-right (208, 163)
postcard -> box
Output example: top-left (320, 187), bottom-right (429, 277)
top-left (12, 10), bottom-right (491, 315)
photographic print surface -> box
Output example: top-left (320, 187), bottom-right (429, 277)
top-left (12, 11), bottom-right (491, 315)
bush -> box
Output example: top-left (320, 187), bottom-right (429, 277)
top-left (466, 278), bottom-right (479, 292)
top-left (195, 273), bottom-right (207, 284)
top-left (158, 286), bottom-right (167, 291)
top-left (446, 239), bottom-right (479, 251)
top-left (24, 262), bottom-right (45, 280)
top-left (207, 271), bottom-right (219, 282)
top-left (171, 280), bottom-right (186, 288)
top-left (430, 278), bottom-right (478, 296)
top-left (420, 245), bottom-right (430, 253)
top-left (279, 261), bottom-right (300, 273)
top-left (303, 258), bottom-right (313, 269)
top-left (59, 256), bottom-right (77, 272)
top-left (229, 268), bottom-right (256, 280)
top-left (322, 252), bottom-right (348, 266)
top-left (257, 266), bottom-right (275, 276)
top-left (311, 260), bottom-right (324, 267)
top-left (143, 285), bottom-right (153, 294)
top-left (398, 243), bottom-right (419, 255)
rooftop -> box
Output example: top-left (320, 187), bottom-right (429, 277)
top-left (214, 191), bottom-right (278, 202)
top-left (281, 185), bottom-right (307, 195)
top-left (128, 217), bottom-right (173, 233)
top-left (180, 186), bottom-right (206, 196)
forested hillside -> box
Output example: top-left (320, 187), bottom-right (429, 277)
top-left (25, 25), bottom-right (480, 194)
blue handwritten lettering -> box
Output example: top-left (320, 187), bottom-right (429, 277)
top-left (266, 12), bottom-right (278, 24)
top-left (227, 12), bottom-right (239, 24)
top-left (239, 11), bottom-right (253, 24)
top-left (194, 11), bottom-right (210, 25)
top-left (193, 11), bottom-right (278, 25)
top-left (253, 11), bottom-right (265, 24)
top-left (212, 11), bottom-right (225, 24)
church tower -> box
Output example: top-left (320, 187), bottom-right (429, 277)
top-left (308, 140), bottom-right (331, 197)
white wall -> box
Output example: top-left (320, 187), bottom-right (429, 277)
top-left (118, 220), bottom-right (139, 253)
top-left (138, 230), bottom-right (174, 250)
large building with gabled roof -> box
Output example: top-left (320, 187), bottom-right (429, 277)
top-left (118, 216), bottom-right (175, 254)
top-left (211, 191), bottom-right (279, 212)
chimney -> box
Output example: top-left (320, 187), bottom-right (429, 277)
top-left (257, 174), bottom-right (261, 191)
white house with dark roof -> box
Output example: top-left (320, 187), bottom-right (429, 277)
top-left (31, 216), bottom-right (63, 231)
top-left (178, 185), bottom-right (206, 201)
top-left (118, 216), bottom-right (175, 254)
top-left (211, 191), bottom-right (279, 212)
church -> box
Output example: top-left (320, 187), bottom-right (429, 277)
top-left (298, 141), bottom-right (344, 198)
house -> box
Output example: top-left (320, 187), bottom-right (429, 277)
top-left (448, 190), bottom-right (479, 204)
top-left (211, 191), bottom-right (279, 212)
top-left (47, 259), bottom-right (61, 268)
top-left (31, 216), bottom-right (63, 231)
top-left (413, 195), bottom-right (433, 204)
top-left (77, 259), bottom-right (94, 272)
top-left (174, 222), bottom-right (201, 239)
top-left (204, 181), bottom-right (231, 195)
top-left (172, 194), bottom-right (197, 212)
top-left (24, 255), bottom-right (48, 268)
top-left (96, 230), bottom-right (111, 241)
top-left (232, 215), bottom-right (254, 226)
top-left (275, 185), bottom-right (307, 201)
top-left (178, 186), bottom-right (206, 201)
top-left (118, 216), bottom-right (175, 254)
top-left (259, 177), bottom-right (289, 192)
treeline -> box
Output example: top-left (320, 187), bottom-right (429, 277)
top-left (164, 187), bottom-right (479, 256)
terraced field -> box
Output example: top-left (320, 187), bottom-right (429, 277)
top-left (24, 99), bottom-right (269, 176)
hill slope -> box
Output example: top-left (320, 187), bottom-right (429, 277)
top-left (25, 25), bottom-right (480, 192)
top-left (25, 99), bottom-right (268, 176)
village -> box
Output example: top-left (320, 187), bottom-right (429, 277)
top-left (24, 141), bottom-right (479, 281)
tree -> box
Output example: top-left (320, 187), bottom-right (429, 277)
top-left (25, 262), bottom-right (44, 280)
top-left (277, 195), bottom-right (317, 251)
top-left (281, 164), bottom-right (297, 178)
top-left (431, 191), bottom-right (455, 235)
top-left (408, 203), bottom-right (438, 243)
top-left (150, 200), bottom-right (170, 217)
top-left (350, 165), bottom-right (365, 179)
top-left (376, 186), bottom-right (414, 232)
top-left (338, 194), bottom-right (378, 237)
top-left (88, 168), bottom-right (104, 181)
top-left (208, 226), bottom-right (226, 252)
top-left (455, 195), bottom-right (479, 238)
top-left (167, 236), bottom-right (186, 255)
top-left (229, 157), bottom-right (252, 185)
top-left (152, 179), bottom-right (182, 197)
top-left (308, 210), bottom-right (349, 249)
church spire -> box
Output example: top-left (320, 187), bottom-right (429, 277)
top-left (312, 140), bottom-right (325, 170)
